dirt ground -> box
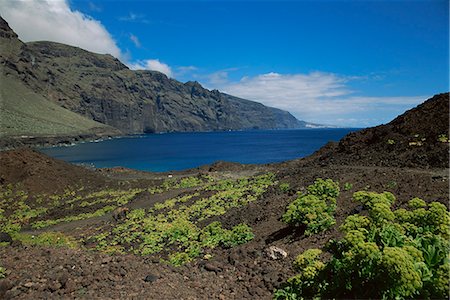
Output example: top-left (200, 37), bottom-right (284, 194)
top-left (0, 93), bottom-right (448, 299)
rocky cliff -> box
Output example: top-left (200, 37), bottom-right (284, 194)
top-left (0, 17), bottom-right (120, 148)
top-left (0, 16), bottom-right (308, 136)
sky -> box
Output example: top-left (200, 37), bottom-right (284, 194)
top-left (0, 0), bottom-right (448, 127)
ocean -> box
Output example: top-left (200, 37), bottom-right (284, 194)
top-left (39, 128), bottom-right (358, 172)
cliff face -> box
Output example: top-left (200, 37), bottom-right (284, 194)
top-left (1, 16), bottom-right (307, 135)
top-left (0, 17), bottom-right (121, 144)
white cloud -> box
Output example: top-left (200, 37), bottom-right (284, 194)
top-left (119, 12), bottom-right (149, 24)
top-left (207, 70), bottom-right (230, 85)
top-left (208, 71), bottom-right (426, 127)
top-left (88, 2), bottom-right (102, 12)
top-left (179, 66), bottom-right (197, 71)
top-left (174, 66), bottom-right (199, 79)
top-left (129, 33), bottom-right (141, 48)
top-left (128, 59), bottom-right (173, 77)
top-left (177, 66), bottom-right (198, 73)
top-left (0, 0), bottom-right (122, 58)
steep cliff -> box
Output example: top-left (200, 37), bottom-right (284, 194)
top-left (0, 16), bottom-right (120, 143)
top-left (1, 16), bottom-right (308, 137)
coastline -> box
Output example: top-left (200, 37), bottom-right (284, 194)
top-left (0, 133), bottom-right (122, 152)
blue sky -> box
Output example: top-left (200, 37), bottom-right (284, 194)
top-left (1, 0), bottom-right (448, 127)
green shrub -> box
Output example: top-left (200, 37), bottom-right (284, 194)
top-left (409, 198), bottom-right (426, 209)
top-left (387, 139), bottom-right (395, 145)
top-left (168, 252), bottom-right (192, 266)
top-left (279, 183), bottom-right (290, 193)
top-left (306, 178), bottom-right (340, 200)
top-left (200, 221), bottom-right (226, 248)
top-left (282, 179), bottom-right (339, 235)
top-left (275, 191), bottom-right (450, 300)
top-left (437, 134), bottom-right (449, 143)
top-left (343, 182), bottom-right (353, 191)
top-left (278, 249), bottom-right (325, 298)
top-left (221, 223), bottom-right (255, 248)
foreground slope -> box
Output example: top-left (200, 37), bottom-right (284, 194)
top-left (0, 16), bottom-right (308, 139)
top-left (0, 94), bottom-right (448, 299)
top-left (305, 92), bottom-right (450, 168)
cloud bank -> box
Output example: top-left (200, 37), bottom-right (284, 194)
top-left (128, 59), bottom-right (173, 77)
top-left (209, 71), bottom-right (426, 127)
top-left (0, 0), bottom-right (121, 58)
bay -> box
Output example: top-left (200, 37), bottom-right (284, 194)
top-left (39, 128), bottom-right (358, 172)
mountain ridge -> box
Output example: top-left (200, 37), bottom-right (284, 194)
top-left (0, 16), bottom-right (313, 144)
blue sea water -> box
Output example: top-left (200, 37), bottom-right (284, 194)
top-left (39, 129), bottom-right (358, 172)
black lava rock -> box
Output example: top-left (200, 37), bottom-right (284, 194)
top-left (144, 274), bottom-right (158, 283)
top-left (0, 232), bottom-right (12, 243)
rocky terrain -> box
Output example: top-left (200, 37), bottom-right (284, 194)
top-left (0, 16), bottom-right (309, 148)
top-left (0, 93), bottom-right (448, 299)
top-left (305, 92), bottom-right (449, 169)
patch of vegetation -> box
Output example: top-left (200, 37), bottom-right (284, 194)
top-left (0, 265), bottom-right (6, 279)
top-left (343, 182), bottom-right (353, 191)
top-left (91, 173), bottom-right (275, 265)
top-left (148, 175), bottom-right (212, 194)
top-left (282, 179), bottom-right (340, 235)
top-left (0, 176), bottom-right (212, 233)
top-left (438, 134), bottom-right (449, 143)
top-left (31, 205), bottom-right (116, 229)
top-left (13, 232), bottom-right (78, 248)
top-left (279, 183), bottom-right (290, 193)
top-left (0, 186), bottom-right (49, 234)
top-left (0, 174), bottom-right (273, 265)
top-left (386, 180), bottom-right (397, 189)
top-left (275, 191), bottom-right (450, 300)
top-left (409, 134), bottom-right (426, 147)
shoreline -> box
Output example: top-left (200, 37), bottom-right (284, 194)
top-left (0, 133), bottom-right (123, 152)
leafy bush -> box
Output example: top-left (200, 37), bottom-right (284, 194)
top-left (306, 178), bottom-right (340, 200)
top-left (282, 179), bottom-right (339, 235)
top-left (0, 265), bottom-right (5, 279)
top-left (168, 252), bottom-right (193, 266)
top-left (343, 182), bottom-right (353, 191)
top-left (221, 223), bottom-right (254, 248)
top-left (279, 183), bottom-right (290, 193)
top-left (274, 249), bottom-right (325, 299)
top-left (275, 191), bottom-right (450, 300)
top-left (437, 134), bottom-right (449, 143)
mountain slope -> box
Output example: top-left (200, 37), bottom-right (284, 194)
top-left (0, 16), bottom-right (308, 137)
top-left (307, 93), bottom-right (450, 168)
top-left (0, 72), bottom-right (120, 137)
top-left (0, 18), bottom-right (120, 143)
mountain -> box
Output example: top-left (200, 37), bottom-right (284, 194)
top-left (0, 16), bottom-right (309, 144)
top-left (307, 93), bottom-right (450, 168)
top-left (0, 17), bottom-right (120, 146)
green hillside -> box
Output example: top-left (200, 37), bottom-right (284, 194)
top-left (0, 72), bottom-right (119, 138)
